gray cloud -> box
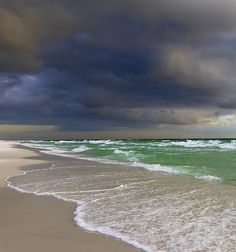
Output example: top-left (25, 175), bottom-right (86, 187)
top-left (0, 1), bottom-right (77, 71)
top-left (1, 0), bottom-right (236, 133)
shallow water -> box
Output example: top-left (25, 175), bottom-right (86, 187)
top-left (6, 140), bottom-right (236, 252)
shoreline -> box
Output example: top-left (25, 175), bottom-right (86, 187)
top-left (0, 141), bottom-right (139, 252)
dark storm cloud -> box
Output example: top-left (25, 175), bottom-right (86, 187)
top-left (1, 0), bottom-right (236, 131)
top-left (0, 0), bottom-right (77, 71)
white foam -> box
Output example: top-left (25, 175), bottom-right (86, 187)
top-left (81, 139), bottom-right (125, 146)
top-left (196, 175), bottom-right (222, 182)
top-left (218, 143), bottom-right (236, 150)
top-left (157, 140), bottom-right (221, 148)
top-left (74, 204), bottom-right (152, 252)
top-left (72, 145), bottom-right (90, 152)
top-left (131, 161), bottom-right (181, 175)
top-left (114, 149), bottom-right (138, 161)
top-left (114, 149), bottom-right (127, 155)
top-left (4, 164), bottom-right (150, 252)
top-left (156, 139), bottom-right (236, 151)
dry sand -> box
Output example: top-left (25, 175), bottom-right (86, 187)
top-left (0, 141), bottom-right (138, 252)
top-left (0, 141), bottom-right (47, 188)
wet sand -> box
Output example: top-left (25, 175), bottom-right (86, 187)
top-left (0, 141), bottom-right (138, 252)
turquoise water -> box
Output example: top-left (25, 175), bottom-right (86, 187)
top-left (22, 139), bottom-right (236, 183)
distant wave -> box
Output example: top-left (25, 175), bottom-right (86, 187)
top-left (156, 139), bottom-right (236, 150)
top-left (72, 145), bottom-right (90, 152)
top-left (156, 140), bottom-right (221, 148)
top-left (83, 139), bottom-right (124, 145)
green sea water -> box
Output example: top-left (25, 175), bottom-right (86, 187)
top-left (22, 139), bottom-right (236, 184)
top-left (11, 139), bottom-right (236, 251)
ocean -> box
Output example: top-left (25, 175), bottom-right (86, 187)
top-left (6, 139), bottom-right (236, 251)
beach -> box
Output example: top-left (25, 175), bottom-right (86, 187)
top-left (1, 139), bottom-right (236, 251)
top-left (0, 141), bottom-right (138, 252)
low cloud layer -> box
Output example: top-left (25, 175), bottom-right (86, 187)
top-left (0, 0), bottom-right (236, 136)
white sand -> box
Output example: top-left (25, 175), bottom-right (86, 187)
top-left (0, 141), bottom-right (138, 252)
top-left (0, 140), bottom-right (47, 187)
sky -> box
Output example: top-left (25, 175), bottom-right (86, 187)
top-left (1, 0), bottom-right (236, 139)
